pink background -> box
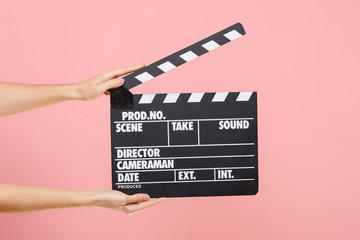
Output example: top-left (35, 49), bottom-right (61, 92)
top-left (1, 0), bottom-right (359, 239)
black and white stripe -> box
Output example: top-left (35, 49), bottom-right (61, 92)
top-left (136, 92), bottom-right (253, 104)
top-left (123, 23), bottom-right (246, 89)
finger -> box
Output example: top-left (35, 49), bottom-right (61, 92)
top-left (126, 198), bottom-right (168, 215)
top-left (124, 193), bottom-right (150, 204)
top-left (104, 90), bottom-right (110, 96)
top-left (102, 64), bottom-right (145, 80)
top-left (98, 77), bottom-right (124, 94)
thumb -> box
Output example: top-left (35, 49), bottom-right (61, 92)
top-left (125, 193), bottom-right (150, 204)
top-left (98, 77), bottom-right (124, 93)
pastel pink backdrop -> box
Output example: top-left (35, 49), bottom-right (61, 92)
top-left (0, 0), bottom-right (359, 239)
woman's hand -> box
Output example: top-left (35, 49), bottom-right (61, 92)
top-left (76, 64), bottom-right (145, 101)
top-left (91, 188), bottom-right (167, 215)
top-left (0, 64), bottom-right (145, 117)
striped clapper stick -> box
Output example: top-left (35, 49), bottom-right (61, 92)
top-left (110, 23), bottom-right (258, 198)
top-left (121, 22), bottom-right (246, 90)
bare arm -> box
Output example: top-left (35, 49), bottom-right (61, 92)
top-left (0, 64), bottom-right (168, 214)
top-left (0, 64), bottom-right (145, 117)
top-left (0, 184), bottom-right (167, 214)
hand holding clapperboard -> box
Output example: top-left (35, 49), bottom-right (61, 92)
top-left (110, 23), bottom-right (258, 198)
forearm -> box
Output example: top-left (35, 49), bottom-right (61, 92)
top-left (0, 183), bottom-right (166, 214)
top-left (0, 83), bottom-right (81, 117)
top-left (0, 184), bottom-right (96, 212)
top-left (0, 65), bottom-right (144, 117)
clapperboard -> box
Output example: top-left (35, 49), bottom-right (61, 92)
top-left (110, 23), bottom-right (258, 198)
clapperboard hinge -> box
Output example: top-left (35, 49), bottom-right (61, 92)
top-left (111, 86), bottom-right (134, 109)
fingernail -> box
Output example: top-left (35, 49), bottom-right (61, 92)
top-left (117, 78), bottom-right (124, 85)
top-left (144, 195), bottom-right (150, 201)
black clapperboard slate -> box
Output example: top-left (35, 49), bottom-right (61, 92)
top-left (110, 23), bottom-right (258, 198)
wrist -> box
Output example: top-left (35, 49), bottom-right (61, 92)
top-left (66, 83), bottom-right (84, 101)
top-left (70, 190), bottom-right (100, 208)
top-left (81, 190), bottom-right (105, 207)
